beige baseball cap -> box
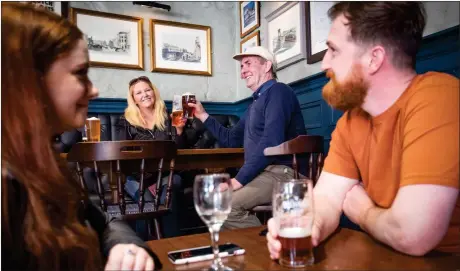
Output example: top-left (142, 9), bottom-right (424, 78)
top-left (233, 46), bottom-right (277, 70)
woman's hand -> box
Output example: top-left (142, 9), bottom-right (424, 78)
top-left (170, 113), bottom-right (187, 135)
top-left (105, 244), bottom-right (154, 271)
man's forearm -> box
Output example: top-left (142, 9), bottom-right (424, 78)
top-left (196, 112), bottom-right (209, 123)
top-left (361, 206), bottom-right (409, 254)
top-left (314, 194), bottom-right (342, 243)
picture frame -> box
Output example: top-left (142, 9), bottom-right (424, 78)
top-left (306, 1), bottom-right (334, 64)
top-left (266, 2), bottom-right (307, 70)
top-left (239, 1), bottom-right (260, 38)
top-left (69, 8), bottom-right (144, 70)
top-left (150, 19), bottom-right (212, 76)
top-left (240, 30), bottom-right (260, 53)
top-left (25, 1), bottom-right (69, 18)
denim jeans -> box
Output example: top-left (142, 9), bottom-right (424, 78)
top-left (124, 174), bottom-right (182, 239)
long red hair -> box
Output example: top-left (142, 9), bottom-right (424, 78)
top-left (1, 3), bottom-right (102, 270)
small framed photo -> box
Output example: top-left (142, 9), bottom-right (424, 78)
top-left (150, 19), bottom-right (212, 76)
top-left (266, 2), bottom-right (307, 70)
top-left (70, 8), bottom-right (144, 70)
top-left (239, 1), bottom-right (260, 38)
top-left (240, 30), bottom-right (260, 53)
top-left (26, 1), bottom-right (69, 17)
top-left (306, 1), bottom-right (334, 64)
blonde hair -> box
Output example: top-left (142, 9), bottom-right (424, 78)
top-left (124, 76), bottom-right (168, 130)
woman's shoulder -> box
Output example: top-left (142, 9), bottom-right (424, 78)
top-left (117, 115), bottom-right (138, 129)
top-left (117, 115), bottom-right (128, 124)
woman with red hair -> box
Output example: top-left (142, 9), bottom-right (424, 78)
top-left (2, 3), bottom-right (160, 270)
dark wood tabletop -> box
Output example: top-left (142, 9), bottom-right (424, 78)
top-left (61, 147), bottom-right (245, 170)
top-left (146, 226), bottom-right (460, 271)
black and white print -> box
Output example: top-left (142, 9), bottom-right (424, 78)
top-left (161, 35), bottom-right (201, 63)
top-left (84, 31), bottom-right (131, 54)
top-left (272, 27), bottom-right (297, 55)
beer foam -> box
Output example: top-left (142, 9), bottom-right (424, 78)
top-left (87, 117), bottom-right (99, 120)
top-left (279, 227), bottom-right (311, 238)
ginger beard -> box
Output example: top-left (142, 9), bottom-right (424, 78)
top-left (322, 64), bottom-right (369, 112)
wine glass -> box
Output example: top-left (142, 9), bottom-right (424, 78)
top-left (194, 173), bottom-right (233, 271)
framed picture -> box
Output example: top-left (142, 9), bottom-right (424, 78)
top-left (306, 1), bottom-right (334, 64)
top-left (70, 8), bottom-right (144, 70)
top-left (26, 1), bottom-right (69, 17)
top-left (266, 2), bottom-right (307, 70)
top-left (150, 20), bottom-right (212, 76)
top-left (240, 30), bottom-right (260, 53)
top-left (239, 1), bottom-right (260, 38)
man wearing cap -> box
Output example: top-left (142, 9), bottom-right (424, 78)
top-left (189, 46), bottom-right (306, 229)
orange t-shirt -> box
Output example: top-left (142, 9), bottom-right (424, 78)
top-left (323, 71), bottom-right (459, 253)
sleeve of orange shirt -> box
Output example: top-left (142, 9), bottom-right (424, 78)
top-left (400, 74), bottom-right (459, 188)
top-left (323, 111), bottom-right (360, 180)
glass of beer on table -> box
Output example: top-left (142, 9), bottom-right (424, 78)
top-left (84, 117), bottom-right (101, 142)
top-left (172, 95), bottom-right (184, 126)
top-left (273, 179), bottom-right (315, 268)
top-left (181, 92), bottom-right (196, 119)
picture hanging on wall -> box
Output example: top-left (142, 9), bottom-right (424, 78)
top-left (306, 1), bottom-right (334, 64)
top-left (266, 2), bottom-right (307, 70)
top-left (239, 1), bottom-right (260, 38)
top-left (23, 1), bottom-right (69, 17)
top-left (70, 8), bottom-right (144, 70)
top-left (150, 19), bottom-right (212, 76)
top-left (240, 30), bottom-right (260, 53)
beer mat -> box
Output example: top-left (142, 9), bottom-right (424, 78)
top-left (259, 228), bottom-right (268, 236)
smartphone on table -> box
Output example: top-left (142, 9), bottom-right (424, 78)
top-left (168, 243), bottom-right (245, 265)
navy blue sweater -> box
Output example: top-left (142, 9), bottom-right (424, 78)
top-left (203, 80), bottom-right (306, 186)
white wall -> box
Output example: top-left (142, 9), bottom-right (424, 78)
top-left (72, 2), bottom-right (459, 102)
top-left (70, 1), bottom-right (239, 102)
top-left (233, 1), bottom-right (460, 100)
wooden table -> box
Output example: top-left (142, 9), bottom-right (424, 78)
top-left (174, 148), bottom-right (244, 170)
top-left (146, 226), bottom-right (460, 271)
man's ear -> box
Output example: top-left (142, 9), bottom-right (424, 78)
top-left (367, 46), bottom-right (385, 75)
top-left (265, 61), bottom-right (273, 74)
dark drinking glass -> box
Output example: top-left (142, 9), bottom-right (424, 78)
top-left (182, 92), bottom-right (196, 119)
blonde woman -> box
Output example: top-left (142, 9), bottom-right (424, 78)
top-left (117, 76), bottom-right (187, 143)
top-left (116, 76), bottom-right (186, 238)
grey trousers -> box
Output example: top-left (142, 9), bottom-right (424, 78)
top-left (222, 165), bottom-right (296, 230)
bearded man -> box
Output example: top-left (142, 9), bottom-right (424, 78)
top-left (266, 1), bottom-right (459, 256)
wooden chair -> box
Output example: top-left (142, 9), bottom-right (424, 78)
top-left (66, 140), bottom-right (177, 239)
top-left (251, 135), bottom-right (325, 224)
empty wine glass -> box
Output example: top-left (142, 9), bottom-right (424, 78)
top-left (194, 173), bottom-right (233, 271)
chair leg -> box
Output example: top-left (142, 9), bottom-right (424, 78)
top-left (144, 220), bottom-right (149, 241)
top-left (153, 218), bottom-right (162, 240)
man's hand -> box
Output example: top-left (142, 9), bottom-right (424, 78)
top-left (218, 178), bottom-right (242, 192)
top-left (266, 218), bottom-right (281, 259)
top-left (188, 100), bottom-right (209, 122)
top-left (342, 184), bottom-right (375, 227)
top-left (105, 244), bottom-right (154, 271)
top-left (230, 178), bottom-right (243, 191)
top-left (266, 211), bottom-right (325, 260)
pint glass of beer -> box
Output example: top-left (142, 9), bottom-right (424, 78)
top-left (273, 179), bottom-right (314, 268)
top-left (181, 92), bottom-right (196, 119)
top-left (85, 117), bottom-right (101, 142)
top-left (172, 95), bottom-right (184, 126)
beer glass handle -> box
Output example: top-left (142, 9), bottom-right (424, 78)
top-left (170, 116), bottom-right (176, 141)
top-left (81, 124), bottom-right (88, 142)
